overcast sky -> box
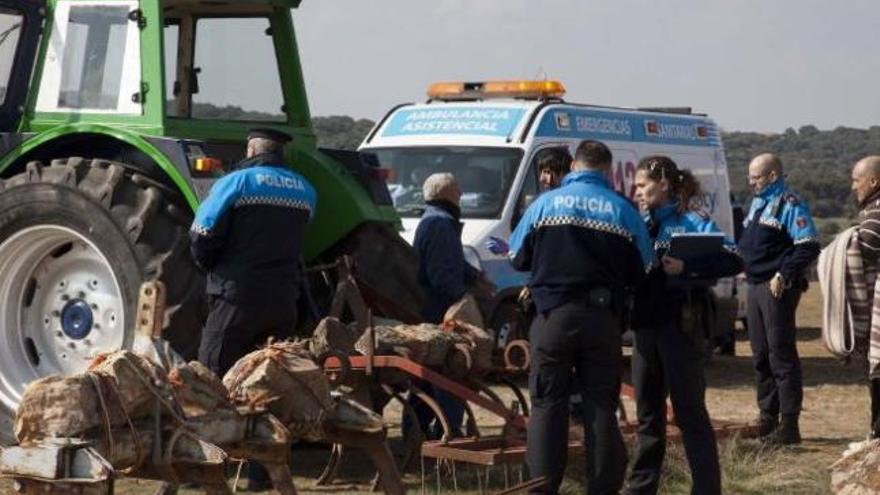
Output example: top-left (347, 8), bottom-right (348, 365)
top-left (286, 0), bottom-right (879, 133)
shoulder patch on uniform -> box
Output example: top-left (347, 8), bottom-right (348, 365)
top-left (796, 216), bottom-right (807, 229)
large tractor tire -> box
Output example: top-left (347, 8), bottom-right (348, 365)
top-left (0, 158), bottom-right (203, 443)
top-left (305, 221), bottom-right (425, 327)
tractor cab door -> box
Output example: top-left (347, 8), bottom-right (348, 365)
top-left (0, 0), bottom-right (44, 131)
top-left (162, 8), bottom-right (302, 165)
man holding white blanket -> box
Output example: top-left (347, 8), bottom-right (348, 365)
top-left (820, 155), bottom-right (880, 438)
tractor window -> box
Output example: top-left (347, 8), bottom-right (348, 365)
top-left (163, 23), bottom-right (180, 117)
top-left (0, 8), bottom-right (23, 106)
top-left (191, 17), bottom-right (285, 122)
top-left (35, 0), bottom-right (142, 114)
top-left (58, 7), bottom-right (130, 109)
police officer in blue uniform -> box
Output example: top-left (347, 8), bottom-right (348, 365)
top-left (738, 153), bottom-right (819, 445)
top-left (625, 156), bottom-right (742, 495)
top-left (190, 128), bottom-right (316, 489)
top-left (191, 128), bottom-right (316, 376)
top-left (509, 140), bottom-right (652, 494)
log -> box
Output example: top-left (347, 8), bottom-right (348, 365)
top-left (355, 324), bottom-right (455, 367)
top-left (15, 351), bottom-right (176, 444)
top-left (831, 439), bottom-right (880, 494)
top-left (309, 317), bottom-right (361, 358)
top-left (224, 341), bottom-right (333, 442)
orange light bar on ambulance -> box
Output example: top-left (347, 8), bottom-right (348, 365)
top-left (427, 80), bottom-right (566, 101)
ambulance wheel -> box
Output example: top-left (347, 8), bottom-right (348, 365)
top-left (0, 158), bottom-right (203, 444)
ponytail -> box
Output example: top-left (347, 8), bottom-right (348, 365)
top-left (636, 155), bottom-right (702, 213)
top-left (675, 169), bottom-right (701, 212)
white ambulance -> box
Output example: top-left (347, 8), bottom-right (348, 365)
top-left (360, 80), bottom-right (746, 347)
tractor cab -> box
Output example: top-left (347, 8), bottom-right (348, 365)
top-left (13, 0), bottom-right (309, 164)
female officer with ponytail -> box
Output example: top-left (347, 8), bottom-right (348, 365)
top-left (624, 156), bottom-right (742, 495)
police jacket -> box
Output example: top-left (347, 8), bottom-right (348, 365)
top-left (189, 152), bottom-right (317, 305)
top-left (738, 179), bottom-right (820, 284)
top-left (508, 170), bottom-right (653, 314)
top-left (414, 201), bottom-right (479, 323)
top-left (632, 202), bottom-right (743, 328)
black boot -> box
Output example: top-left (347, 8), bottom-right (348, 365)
top-left (764, 414), bottom-right (801, 446)
top-left (246, 461), bottom-right (273, 491)
top-left (757, 414), bottom-right (778, 438)
top-left (716, 341), bottom-right (736, 356)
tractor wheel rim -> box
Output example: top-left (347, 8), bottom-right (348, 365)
top-left (0, 225), bottom-right (125, 414)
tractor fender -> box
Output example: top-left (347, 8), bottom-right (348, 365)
top-left (0, 124), bottom-right (199, 211)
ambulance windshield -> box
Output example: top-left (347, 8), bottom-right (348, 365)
top-left (370, 146), bottom-right (523, 219)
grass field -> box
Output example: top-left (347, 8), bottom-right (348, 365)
top-left (1, 284), bottom-right (865, 494)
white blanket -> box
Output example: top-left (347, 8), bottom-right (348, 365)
top-left (819, 227), bottom-right (857, 358)
top-left (819, 226), bottom-right (880, 377)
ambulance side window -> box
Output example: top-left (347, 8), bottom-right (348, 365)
top-left (511, 157), bottom-right (540, 229)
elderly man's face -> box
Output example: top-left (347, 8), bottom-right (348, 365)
top-left (852, 163), bottom-right (880, 204)
top-left (448, 181), bottom-right (462, 205)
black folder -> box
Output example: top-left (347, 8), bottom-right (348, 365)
top-left (666, 232), bottom-right (725, 261)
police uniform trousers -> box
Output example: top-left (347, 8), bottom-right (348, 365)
top-left (527, 302), bottom-right (626, 495)
top-left (197, 295), bottom-right (298, 487)
top-left (626, 323), bottom-right (721, 495)
top-left (198, 295), bottom-right (298, 377)
top-left (746, 281), bottom-right (803, 421)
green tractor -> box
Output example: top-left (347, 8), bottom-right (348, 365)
top-left (0, 0), bottom-right (421, 442)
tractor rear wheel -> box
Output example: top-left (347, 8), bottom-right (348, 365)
top-left (0, 158), bottom-right (203, 443)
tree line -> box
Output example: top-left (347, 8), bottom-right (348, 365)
top-left (725, 125), bottom-right (880, 219)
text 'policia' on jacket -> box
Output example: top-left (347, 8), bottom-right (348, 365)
top-left (737, 179), bottom-right (820, 284)
top-left (508, 170), bottom-right (653, 314)
top-left (189, 152), bottom-right (318, 305)
top-left (632, 202), bottom-right (743, 328)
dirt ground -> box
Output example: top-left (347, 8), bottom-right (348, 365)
top-left (0, 284), bottom-right (867, 494)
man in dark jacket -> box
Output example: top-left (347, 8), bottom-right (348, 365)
top-left (851, 155), bottom-right (880, 437)
top-left (414, 172), bottom-right (480, 323)
top-left (191, 128), bottom-right (317, 377)
top-left (408, 172), bottom-right (482, 439)
top-left (738, 153), bottom-right (819, 445)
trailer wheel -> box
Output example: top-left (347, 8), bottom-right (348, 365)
top-left (490, 299), bottom-right (530, 350)
top-left (0, 158), bottom-right (203, 443)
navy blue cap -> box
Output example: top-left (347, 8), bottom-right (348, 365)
top-left (247, 128), bottom-right (293, 144)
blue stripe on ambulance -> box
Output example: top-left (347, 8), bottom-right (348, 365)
top-left (533, 107), bottom-right (720, 148)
